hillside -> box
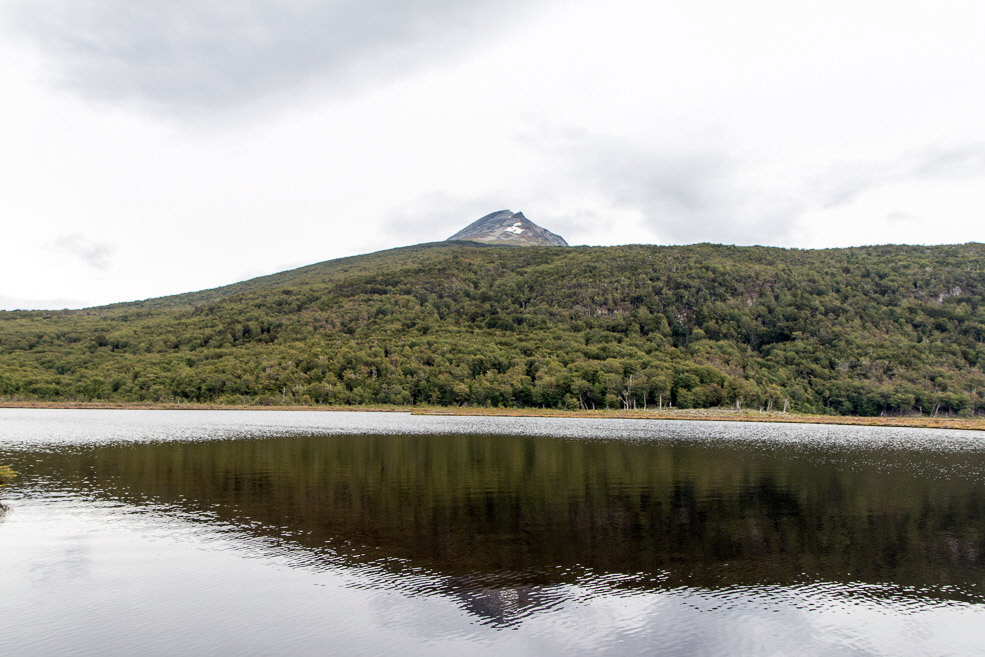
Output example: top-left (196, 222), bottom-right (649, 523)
top-left (2, 241), bottom-right (985, 416)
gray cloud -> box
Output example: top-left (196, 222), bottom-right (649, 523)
top-left (4, 0), bottom-right (552, 116)
top-left (542, 137), bottom-right (985, 247)
top-left (556, 137), bottom-right (804, 246)
top-left (813, 143), bottom-right (985, 209)
top-left (379, 193), bottom-right (515, 245)
top-left (49, 234), bottom-right (115, 270)
top-left (911, 144), bottom-right (985, 178)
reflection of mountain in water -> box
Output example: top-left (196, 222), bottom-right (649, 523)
top-left (444, 579), bottom-right (567, 627)
top-left (13, 433), bottom-right (985, 624)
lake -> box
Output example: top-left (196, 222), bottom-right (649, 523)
top-left (2, 409), bottom-right (984, 655)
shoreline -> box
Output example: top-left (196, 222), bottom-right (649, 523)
top-left (1, 401), bottom-right (984, 431)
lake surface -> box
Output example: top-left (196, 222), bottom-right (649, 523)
top-left (2, 409), bottom-right (985, 656)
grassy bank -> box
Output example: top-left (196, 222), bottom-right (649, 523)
top-left (2, 401), bottom-right (984, 432)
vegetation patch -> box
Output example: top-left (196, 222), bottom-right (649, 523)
top-left (2, 241), bottom-right (985, 417)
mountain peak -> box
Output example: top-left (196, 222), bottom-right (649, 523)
top-left (447, 210), bottom-right (568, 247)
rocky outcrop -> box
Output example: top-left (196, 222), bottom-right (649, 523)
top-left (447, 210), bottom-right (568, 246)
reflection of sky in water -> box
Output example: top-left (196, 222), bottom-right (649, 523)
top-left (4, 496), bottom-right (982, 656)
top-left (2, 409), bottom-right (985, 655)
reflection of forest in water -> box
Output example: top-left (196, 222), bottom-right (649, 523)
top-left (8, 433), bottom-right (985, 613)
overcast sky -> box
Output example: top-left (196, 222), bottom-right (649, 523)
top-left (1, 0), bottom-right (983, 310)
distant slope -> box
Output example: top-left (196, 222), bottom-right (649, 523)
top-left (102, 241), bottom-right (468, 311)
top-left (2, 241), bottom-right (985, 416)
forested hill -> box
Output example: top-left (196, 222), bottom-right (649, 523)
top-left (2, 241), bottom-right (985, 416)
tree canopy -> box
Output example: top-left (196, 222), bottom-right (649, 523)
top-left (3, 241), bottom-right (985, 416)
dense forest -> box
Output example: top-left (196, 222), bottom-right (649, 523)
top-left (2, 241), bottom-right (985, 416)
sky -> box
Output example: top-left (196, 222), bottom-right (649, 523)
top-left (1, 0), bottom-right (983, 310)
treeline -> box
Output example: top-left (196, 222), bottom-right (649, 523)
top-left (2, 241), bottom-right (985, 416)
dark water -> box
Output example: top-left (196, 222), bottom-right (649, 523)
top-left (2, 410), bottom-right (985, 655)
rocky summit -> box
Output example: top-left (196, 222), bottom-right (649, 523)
top-left (446, 210), bottom-right (568, 247)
